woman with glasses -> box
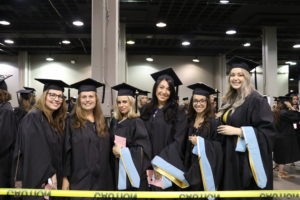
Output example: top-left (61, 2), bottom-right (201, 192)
top-left (184, 83), bottom-right (223, 193)
top-left (216, 57), bottom-right (275, 200)
top-left (62, 78), bottom-right (114, 192)
top-left (14, 78), bottom-right (68, 199)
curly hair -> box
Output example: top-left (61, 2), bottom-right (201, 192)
top-left (0, 89), bottom-right (12, 104)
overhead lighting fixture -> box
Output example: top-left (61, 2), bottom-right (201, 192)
top-left (61, 40), bottom-right (71, 44)
top-left (285, 61), bottom-right (297, 65)
top-left (226, 29), bottom-right (236, 35)
top-left (293, 44), bottom-right (300, 48)
top-left (46, 57), bottom-right (54, 62)
top-left (156, 22), bottom-right (167, 28)
top-left (70, 60), bottom-right (76, 64)
top-left (146, 57), bottom-right (154, 62)
top-left (126, 40), bottom-right (135, 45)
top-left (289, 78), bottom-right (295, 81)
top-left (182, 41), bottom-right (191, 46)
top-left (243, 42), bottom-right (251, 47)
top-left (4, 39), bottom-right (14, 44)
top-left (192, 58), bottom-right (200, 63)
top-left (220, 0), bottom-right (229, 4)
top-left (0, 20), bottom-right (10, 25)
top-left (73, 20), bottom-right (84, 26)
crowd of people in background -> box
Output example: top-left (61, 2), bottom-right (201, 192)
top-left (0, 56), bottom-right (300, 200)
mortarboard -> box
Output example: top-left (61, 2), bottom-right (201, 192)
top-left (138, 90), bottom-right (150, 96)
top-left (23, 87), bottom-right (36, 93)
top-left (285, 92), bottom-right (298, 97)
top-left (187, 83), bottom-right (215, 97)
top-left (16, 89), bottom-right (33, 100)
top-left (227, 56), bottom-right (259, 73)
top-left (112, 83), bottom-right (139, 97)
top-left (277, 96), bottom-right (291, 102)
top-left (35, 78), bottom-right (69, 92)
top-left (0, 74), bottom-right (12, 91)
top-left (182, 97), bottom-right (189, 101)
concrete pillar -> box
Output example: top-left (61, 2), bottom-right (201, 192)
top-left (215, 54), bottom-right (227, 105)
top-left (18, 51), bottom-right (29, 88)
top-left (262, 27), bottom-right (278, 97)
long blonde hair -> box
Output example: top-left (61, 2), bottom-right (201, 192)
top-left (73, 93), bottom-right (107, 137)
top-left (217, 68), bottom-right (254, 116)
top-left (35, 90), bottom-right (67, 135)
top-left (114, 96), bottom-right (140, 120)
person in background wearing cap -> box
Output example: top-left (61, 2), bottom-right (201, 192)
top-left (272, 96), bottom-right (300, 178)
top-left (140, 68), bottom-right (189, 193)
top-left (184, 83), bottom-right (223, 194)
top-left (179, 97), bottom-right (189, 115)
top-left (0, 74), bottom-right (17, 199)
top-left (110, 83), bottom-right (151, 191)
top-left (216, 56), bottom-right (275, 199)
top-left (62, 78), bottom-right (114, 193)
top-left (285, 92), bottom-right (300, 111)
top-left (138, 90), bottom-right (149, 112)
top-left (13, 78), bottom-right (68, 198)
top-left (14, 87), bottom-right (36, 124)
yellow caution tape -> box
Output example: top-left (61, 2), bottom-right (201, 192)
top-left (0, 188), bottom-right (300, 198)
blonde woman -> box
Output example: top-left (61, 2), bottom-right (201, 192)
top-left (15, 79), bottom-right (68, 199)
top-left (216, 56), bottom-right (275, 200)
top-left (110, 83), bottom-right (151, 191)
top-left (62, 78), bottom-right (114, 192)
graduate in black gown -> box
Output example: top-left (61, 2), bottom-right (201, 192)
top-left (14, 87), bottom-right (36, 124)
top-left (137, 90), bottom-right (149, 113)
top-left (15, 79), bottom-right (68, 199)
top-left (140, 68), bottom-right (189, 192)
top-left (273, 96), bottom-right (300, 178)
top-left (0, 75), bottom-right (17, 200)
top-left (216, 57), bottom-right (275, 200)
top-left (184, 83), bottom-right (223, 196)
top-left (110, 83), bottom-right (151, 191)
top-left (62, 78), bottom-right (114, 192)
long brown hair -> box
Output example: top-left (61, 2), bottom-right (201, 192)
top-left (73, 93), bottom-right (107, 137)
top-left (0, 89), bottom-right (12, 104)
top-left (19, 94), bottom-right (35, 112)
top-left (35, 90), bottom-right (67, 135)
top-left (273, 101), bottom-right (288, 127)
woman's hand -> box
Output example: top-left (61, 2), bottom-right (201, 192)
top-left (188, 135), bottom-right (198, 145)
top-left (50, 174), bottom-right (58, 190)
top-left (217, 125), bottom-right (243, 137)
top-left (112, 145), bottom-right (121, 158)
top-left (62, 177), bottom-right (69, 190)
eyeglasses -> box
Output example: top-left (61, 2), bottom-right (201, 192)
top-left (47, 92), bottom-right (65, 101)
top-left (193, 99), bottom-right (207, 104)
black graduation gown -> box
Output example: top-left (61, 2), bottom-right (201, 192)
top-left (220, 91), bottom-right (275, 200)
top-left (13, 107), bottom-right (28, 125)
top-left (0, 103), bottom-right (17, 200)
top-left (17, 109), bottom-right (64, 200)
top-left (109, 117), bottom-right (152, 191)
top-left (63, 115), bottom-right (114, 191)
top-left (273, 110), bottom-right (300, 164)
top-left (142, 108), bottom-right (187, 191)
top-left (184, 118), bottom-right (223, 193)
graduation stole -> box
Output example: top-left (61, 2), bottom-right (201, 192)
top-left (118, 147), bottom-right (140, 190)
top-left (235, 126), bottom-right (267, 188)
top-left (151, 156), bottom-right (189, 189)
top-left (192, 136), bottom-right (216, 199)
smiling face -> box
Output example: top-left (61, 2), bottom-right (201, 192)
top-left (156, 80), bottom-right (171, 106)
top-left (117, 96), bottom-right (131, 115)
top-left (192, 94), bottom-right (208, 114)
top-left (80, 91), bottom-right (96, 112)
top-left (45, 89), bottom-right (64, 111)
top-left (229, 68), bottom-right (245, 91)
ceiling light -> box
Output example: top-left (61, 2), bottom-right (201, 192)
top-left (73, 20), bottom-right (84, 26)
top-left (146, 57), bottom-right (154, 62)
top-left (0, 48), bottom-right (3, 51)
top-left (156, 22), bottom-right (167, 28)
top-left (62, 40), bottom-right (71, 44)
top-left (46, 57), bottom-right (54, 62)
top-left (126, 40), bottom-right (135, 45)
top-left (0, 20), bottom-right (10, 25)
top-left (4, 39), bottom-right (14, 44)
top-left (220, 0), bottom-right (229, 4)
top-left (293, 44), bottom-right (300, 48)
top-left (226, 29), bottom-right (237, 35)
top-left (192, 58), bottom-right (200, 63)
top-left (285, 61), bottom-right (297, 65)
top-left (289, 78), bottom-right (295, 81)
top-left (243, 42), bottom-right (251, 47)
top-left (70, 60), bottom-right (76, 64)
top-left (182, 41), bottom-right (190, 46)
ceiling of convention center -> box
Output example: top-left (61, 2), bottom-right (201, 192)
top-left (1, 0), bottom-right (300, 65)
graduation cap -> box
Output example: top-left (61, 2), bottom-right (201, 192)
top-left (35, 78), bottom-right (69, 92)
top-left (16, 89), bottom-right (33, 100)
top-left (23, 87), bottom-right (36, 93)
top-left (227, 56), bottom-right (260, 90)
top-left (138, 90), bottom-right (150, 96)
top-left (0, 74), bottom-right (12, 91)
top-left (182, 97), bottom-right (189, 101)
top-left (187, 83), bottom-right (215, 97)
top-left (111, 83), bottom-right (139, 97)
top-left (70, 78), bottom-right (106, 103)
top-left (285, 92), bottom-right (298, 97)
top-left (277, 96), bottom-right (291, 103)
top-left (150, 68), bottom-right (182, 95)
